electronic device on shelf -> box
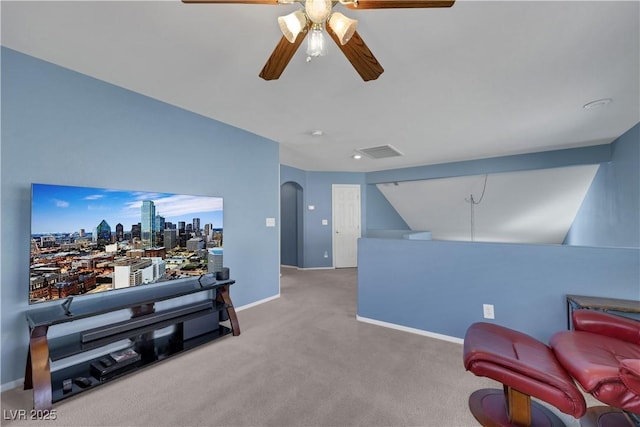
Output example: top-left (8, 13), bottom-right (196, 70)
top-left (73, 377), bottom-right (92, 389)
top-left (90, 349), bottom-right (141, 381)
top-left (25, 276), bottom-right (240, 410)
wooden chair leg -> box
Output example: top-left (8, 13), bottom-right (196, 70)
top-left (505, 385), bottom-right (532, 426)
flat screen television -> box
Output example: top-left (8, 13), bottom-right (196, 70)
top-left (29, 183), bottom-right (223, 304)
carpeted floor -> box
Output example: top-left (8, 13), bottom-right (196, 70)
top-left (1, 267), bottom-right (581, 426)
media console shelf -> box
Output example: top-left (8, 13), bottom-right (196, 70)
top-left (24, 277), bottom-right (239, 411)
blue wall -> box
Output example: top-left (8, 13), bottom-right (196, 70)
top-left (365, 184), bottom-right (410, 232)
top-left (280, 136), bottom-right (632, 268)
top-left (305, 171), bottom-right (366, 267)
top-left (358, 124), bottom-right (640, 343)
top-left (565, 123), bottom-right (640, 248)
top-left (280, 166), bottom-right (418, 268)
top-left (280, 166), bottom-right (367, 268)
top-left (358, 238), bottom-right (639, 343)
top-left (1, 48), bottom-right (281, 385)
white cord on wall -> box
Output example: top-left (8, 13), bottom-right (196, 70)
top-left (465, 174), bottom-right (488, 241)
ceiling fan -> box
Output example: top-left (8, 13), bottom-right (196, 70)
top-left (182, 0), bottom-right (455, 81)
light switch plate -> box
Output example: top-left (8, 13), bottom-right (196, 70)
top-left (483, 304), bottom-right (495, 319)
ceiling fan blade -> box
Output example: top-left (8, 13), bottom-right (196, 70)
top-left (326, 27), bottom-right (384, 81)
top-left (182, 0), bottom-right (279, 4)
top-left (343, 0), bottom-right (454, 9)
top-left (259, 28), bottom-right (308, 81)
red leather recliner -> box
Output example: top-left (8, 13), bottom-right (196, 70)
top-left (550, 310), bottom-right (640, 426)
top-left (464, 309), bottom-right (640, 427)
top-left (464, 322), bottom-right (587, 426)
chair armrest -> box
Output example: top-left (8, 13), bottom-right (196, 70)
top-left (620, 359), bottom-right (640, 395)
top-left (572, 310), bottom-right (640, 345)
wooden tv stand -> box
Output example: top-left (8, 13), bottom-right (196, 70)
top-left (24, 277), bottom-right (239, 411)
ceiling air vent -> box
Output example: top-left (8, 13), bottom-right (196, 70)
top-left (358, 144), bottom-right (404, 159)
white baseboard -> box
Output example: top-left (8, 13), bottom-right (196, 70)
top-left (1, 378), bottom-right (24, 393)
top-left (236, 294), bottom-right (280, 311)
top-left (280, 265), bottom-right (336, 271)
top-left (356, 315), bottom-right (464, 345)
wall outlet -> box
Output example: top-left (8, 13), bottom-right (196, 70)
top-left (483, 304), bottom-right (495, 319)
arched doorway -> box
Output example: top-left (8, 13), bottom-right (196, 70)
top-left (281, 181), bottom-right (304, 268)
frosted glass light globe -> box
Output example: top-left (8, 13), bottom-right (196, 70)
top-left (305, 0), bottom-right (332, 24)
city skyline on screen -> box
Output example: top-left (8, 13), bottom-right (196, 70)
top-left (31, 183), bottom-right (223, 235)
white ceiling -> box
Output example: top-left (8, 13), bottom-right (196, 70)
top-left (2, 1), bottom-right (638, 173)
top-left (377, 165), bottom-right (599, 243)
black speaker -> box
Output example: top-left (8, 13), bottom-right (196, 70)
top-left (216, 267), bottom-right (229, 281)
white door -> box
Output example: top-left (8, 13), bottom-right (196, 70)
top-left (332, 184), bottom-right (361, 268)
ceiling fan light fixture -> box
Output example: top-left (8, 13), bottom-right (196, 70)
top-left (328, 12), bottom-right (357, 45)
top-left (305, 0), bottom-right (333, 24)
top-left (306, 26), bottom-right (327, 57)
top-left (278, 10), bottom-right (307, 43)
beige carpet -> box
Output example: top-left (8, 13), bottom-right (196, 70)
top-left (1, 267), bottom-right (582, 426)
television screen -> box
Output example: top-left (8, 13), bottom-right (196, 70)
top-left (29, 183), bottom-right (223, 304)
